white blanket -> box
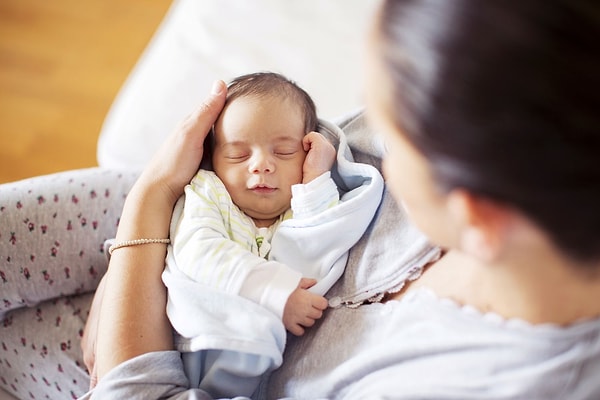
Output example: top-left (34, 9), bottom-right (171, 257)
top-left (162, 118), bottom-right (384, 370)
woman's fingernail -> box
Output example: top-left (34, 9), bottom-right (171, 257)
top-left (211, 80), bottom-right (224, 95)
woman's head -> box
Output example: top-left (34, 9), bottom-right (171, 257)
top-left (367, 0), bottom-right (600, 265)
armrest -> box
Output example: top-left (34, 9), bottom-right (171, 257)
top-left (0, 168), bottom-right (137, 317)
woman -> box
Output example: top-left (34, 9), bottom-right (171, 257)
top-left (62, 0), bottom-right (600, 398)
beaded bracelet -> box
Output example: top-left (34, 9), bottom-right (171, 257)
top-left (108, 238), bottom-right (171, 255)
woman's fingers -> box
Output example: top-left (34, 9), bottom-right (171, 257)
top-left (81, 275), bottom-right (106, 388)
top-left (140, 80), bottom-right (227, 203)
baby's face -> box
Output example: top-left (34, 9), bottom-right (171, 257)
top-left (212, 95), bottom-right (307, 227)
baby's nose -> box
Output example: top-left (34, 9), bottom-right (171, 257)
top-left (249, 152), bottom-right (274, 173)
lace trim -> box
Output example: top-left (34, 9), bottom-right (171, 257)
top-left (328, 263), bottom-right (427, 309)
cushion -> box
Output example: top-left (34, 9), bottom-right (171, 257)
top-left (96, 0), bottom-right (380, 172)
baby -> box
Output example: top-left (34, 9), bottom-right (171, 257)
top-left (163, 72), bottom-right (369, 397)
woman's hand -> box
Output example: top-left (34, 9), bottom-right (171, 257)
top-left (136, 80), bottom-right (228, 206)
top-left (112, 81), bottom-right (228, 252)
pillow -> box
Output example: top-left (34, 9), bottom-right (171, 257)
top-left (96, 0), bottom-right (380, 172)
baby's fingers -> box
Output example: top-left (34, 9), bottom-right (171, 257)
top-left (289, 323), bottom-right (306, 336)
top-left (302, 131), bottom-right (317, 151)
top-left (299, 277), bottom-right (317, 289)
top-left (307, 307), bottom-right (324, 321)
top-left (313, 295), bottom-right (329, 310)
top-left (300, 317), bottom-right (317, 329)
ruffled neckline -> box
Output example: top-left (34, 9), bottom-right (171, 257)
top-left (392, 287), bottom-right (600, 335)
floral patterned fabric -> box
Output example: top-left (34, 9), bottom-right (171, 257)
top-left (0, 168), bottom-right (137, 399)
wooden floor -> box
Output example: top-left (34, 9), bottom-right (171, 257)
top-left (0, 0), bottom-right (173, 184)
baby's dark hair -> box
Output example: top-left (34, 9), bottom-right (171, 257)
top-left (226, 72), bottom-right (319, 133)
top-left (377, 0), bottom-right (600, 265)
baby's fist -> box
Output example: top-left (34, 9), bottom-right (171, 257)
top-left (283, 278), bottom-right (328, 336)
top-left (302, 132), bottom-right (336, 183)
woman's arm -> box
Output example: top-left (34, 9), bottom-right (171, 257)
top-left (88, 81), bottom-right (227, 382)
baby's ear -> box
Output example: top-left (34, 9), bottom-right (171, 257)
top-left (447, 190), bottom-right (513, 262)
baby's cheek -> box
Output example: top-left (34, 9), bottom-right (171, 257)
top-left (296, 156), bottom-right (307, 171)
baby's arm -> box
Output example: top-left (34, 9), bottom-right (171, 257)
top-left (290, 132), bottom-right (339, 220)
top-left (302, 131), bottom-right (336, 184)
top-left (282, 277), bottom-right (328, 336)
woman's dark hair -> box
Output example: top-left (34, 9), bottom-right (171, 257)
top-left (226, 71), bottom-right (319, 133)
top-left (377, 0), bottom-right (600, 264)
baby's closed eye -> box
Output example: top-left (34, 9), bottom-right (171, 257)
top-left (273, 145), bottom-right (302, 158)
top-left (224, 151), bottom-right (249, 161)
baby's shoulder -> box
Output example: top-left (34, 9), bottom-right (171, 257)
top-left (189, 170), bottom-right (224, 190)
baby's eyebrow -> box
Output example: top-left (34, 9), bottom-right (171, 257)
top-left (219, 136), bottom-right (301, 147)
top-left (271, 136), bottom-right (302, 144)
top-left (219, 141), bottom-right (246, 147)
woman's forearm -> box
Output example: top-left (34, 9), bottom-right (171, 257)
top-left (95, 183), bottom-right (176, 380)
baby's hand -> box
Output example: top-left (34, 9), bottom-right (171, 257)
top-left (302, 132), bottom-right (336, 184)
top-left (283, 278), bottom-right (328, 336)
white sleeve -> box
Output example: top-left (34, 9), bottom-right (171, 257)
top-left (291, 171), bottom-right (339, 219)
top-left (238, 261), bottom-right (301, 318)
